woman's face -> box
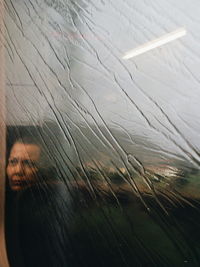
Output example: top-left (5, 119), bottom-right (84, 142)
top-left (7, 143), bottom-right (41, 191)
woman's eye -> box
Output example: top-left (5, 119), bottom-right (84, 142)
top-left (8, 158), bottom-right (18, 165)
top-left (23, 160), bottom-right (36, 168)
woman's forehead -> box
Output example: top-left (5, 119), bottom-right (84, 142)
top-left (9, 143), bottom-right (41, 160)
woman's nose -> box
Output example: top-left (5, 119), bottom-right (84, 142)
top-left (14, 162), bottom-right (24, 175)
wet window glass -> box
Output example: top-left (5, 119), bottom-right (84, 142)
top-left (3, 0), bottom-right (200, 266)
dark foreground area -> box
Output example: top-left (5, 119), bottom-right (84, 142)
top-left (5, 182), bottom-right (200, 267)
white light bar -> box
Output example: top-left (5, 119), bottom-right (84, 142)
top-left (122, 27), bottom-right (186, 59)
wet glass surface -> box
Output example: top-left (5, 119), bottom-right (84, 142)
top-left (4, 0), bottom-right (200, 266)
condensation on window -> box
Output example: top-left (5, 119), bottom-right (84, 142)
top-left (4, 0), bottom-right (200, 266)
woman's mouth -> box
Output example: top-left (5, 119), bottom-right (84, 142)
top-left (10, 179), bottom-right (28, 191)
